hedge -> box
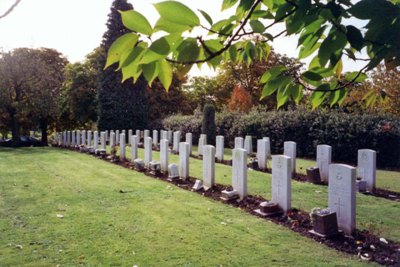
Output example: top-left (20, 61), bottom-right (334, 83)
top-left (162, 108), bottom-right (400, 168)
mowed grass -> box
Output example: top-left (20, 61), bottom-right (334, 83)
top-left (0, 147), bottom-right (375, 266)
top-left (117, 145), bottom-right (400, 243)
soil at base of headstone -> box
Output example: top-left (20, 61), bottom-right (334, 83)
top-left (57, 146), bottom-right (400, 266)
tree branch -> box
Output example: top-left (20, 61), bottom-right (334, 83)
top-left (0, 0), bottom-right (22, 20)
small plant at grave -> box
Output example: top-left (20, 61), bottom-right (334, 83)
top-left (202, 103), bottom-right (216, 146)
top-left (360, 221), bottom-right (385, 243)
top-left (110, 146), bottom-right (119, 160)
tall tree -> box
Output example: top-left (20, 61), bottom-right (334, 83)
top-left (106, 0), bottom-right (400, 110)
top-left (97, 0), bottom-right (149, 131)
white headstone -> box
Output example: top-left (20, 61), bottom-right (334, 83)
top-left (144, 137), bottom-right (152, 167)
top-left (234, 137), bottom-right (244, 149)
top-left (257, 139), bottom-right (269, 170)
top-left (167, 130), bottom-right (173, 144)
top-left (93, 131), bottom-right (99, 150)
top-left (168, 163), bottom-right (179, 179)
top-left (128, 129), bottom-right (133, 145)
top-left (71, 131), bottom-right (76, 146)
top-left (263, 137), bottom-right (271, 158)
top-left (271, 155), bottom-right (292, 214)
top-left (76, 130), bottom-right (80, 146)
top-left (101, 132), bottom-right (106, 150)
top-left (232, 148), bottom-right (247, 199)
top-left (185, 133), bottom-right (192, 155)
top-left (110, 132), bottom-right (115, 149)
top-left (284, 141), bottom-right (296, 174)
top-left (357, 149), bottom-right (376, 191)
top-left (203, 145), bottom-right (215, 190)
top-left (160, 139), bottom-right (169, 173)
top-left (179, 142), bottom-right (190, 180)
top-left (244, 135), bottom-right (253, 154)
top-left (317, 145), bottom-right (332, 182)
top-left (153, 130), bottom-right (158, 148)
top-left (131, 135), bottom-right (138, 161)
top-left (161, 130), bottom-right (168, 144)
top-left (67, 131), bottom-right (72, 146)
top-left (136, 130), bottom-right (141, 141)
top-left (119, 133), bottom-right (126, 161)
top-left (198, 134), bottom-right (207, 156)
top-left (173, 131), bottom-right (181, 153)
top-left (144, 130), bottom-right (150, 141)
top-left (216, 136), bottom-right (224, 162)
top-left (115, 130), bottom-right (120, 145)
top-left (87, 130), bottom-right (92, 147)
top-left (328, 164), bottom-right (356, 235)
top-left (81, 130), bottom-right (86, 146)
top-left (105, 130), bottom-right (108, 143)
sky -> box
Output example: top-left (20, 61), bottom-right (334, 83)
top-left (0, 0), bottom-right (366, 77)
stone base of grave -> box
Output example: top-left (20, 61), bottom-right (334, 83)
top-left (254, 201), bottom-right (283, 217)
top-left (307, 167), bottom-right (321, 184)
top-left (192, 180), bottom-right (203, 191)
top-left (357, 180), bottom-right (367, 192)
top-left (220, 190), bottom-right (239, 201)
top-left (133, 159), bottom-right (145, 172)
top-left (167, 176), bottom-right (179, 182)
top-left (149, 161), bottom-right (161, 176)
top-left (309, 212), bottom-right (339, 238)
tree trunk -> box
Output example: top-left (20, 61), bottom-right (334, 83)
top-left (40, 118), bottom-right (48, 145)
top-left (10, 111), bottom-right (21, 146)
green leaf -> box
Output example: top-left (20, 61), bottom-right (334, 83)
top-left (154, 1), bottom-right (200, 27)
top-left (260, 66), bottom-right (287, 83)
top-left (154, 17), bottom-right (192, 33)
top-left (236, 0), bottom-right (253, 17)
top-left (318, 30), bottom-right (347, 67)
top-left (140, 36), bottom-right (171, 64)
top-left (142, 62), bottom-right (159, 85)
top-left (105, 33), bottom-right (138, 69)
top-left (222, 0), bottom-right (239, 11)
top-left (344, 71), bottom-right (368, 82)
top-left (176, 38), bottom-right (200, 62)
top-left (157, 59), bottom-right (173, 91)
top-left (348, 0), bottom-right (394, 20)
top-left (198, 9), bottom-right (213, 25)
top-left (250, 20), bottom-right (265, 33)
top-left (118, 46), bottom-right (145, 70)
top-left (311, 90), bottom-right (326, 109)
top-left (329, 88), bottom-right (347, 107)
top-left (277, 85), bottom-right (290, 109)
top-left (346, 26), bottom-right (363, 51)
top-left (228, 45), bottom-right (238, 62)
top-left (122, 63), bottom-right (141, 83)
top-left (301, 71), bottom-right (324, 81)
top-left (119, 10), bottom-right (153, 36)
top-left (260, 76), bottom-right (291, 99)
top-left (287, 83), bottom-right (303, 104)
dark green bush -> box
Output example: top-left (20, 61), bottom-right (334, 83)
top-left (162, 108), bottom-right (400, 168)
top-left (202, 103), bottom-right (216, 145)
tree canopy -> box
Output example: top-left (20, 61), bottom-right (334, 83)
top-left (105, 0), bottom-right (400, 109)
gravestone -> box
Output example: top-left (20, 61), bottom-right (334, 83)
top-left (119, 133), bottom-right (126, 161)
top-left (234, 137), bottom-right (244, 149)
top-left (81, 130), bottom-right (86, 146)
top-left (144, 137), bottom-right (152, 167)
top-left (122, 129), bottom-right (126, 135)
top-left (160, 139), bottom-right (169, 173)
top-left (262, 137), bottom-right (271, 159)
top-left (76, 130), bottom-right (81, 146)
top-left (93, 131), bottom-right (99, 150)
top-left (71, 131), bottom-right (76, 147)
top-left (244, 135), bottom-right (253, 154)
top-left (149, 161), bottom-right (161, 175)
top-left (101, 132), bottom-right (106, 150)
top-left (87, 130), bottom-right (92, 147)
top-left (179, 142), bottom-right (190, 180)
top-left (232, 148), bottom-right (247, 199)
top-left (110, 132), bottom-right (115, 149)
top-left (203, 145), bottom-right (215, 190)
top-left (185, 133), bottom-right (192, 155)
top-left (198, 135), bottom-right (207, 156)
top-left (173, 131), bottom-right (181, 153)
top-left (136, 130), bottom-right (141, 141)
top-left (167, 130), bottom-right (173, 144)
top-left (161, 130), bottom-right (168, 144)
top-left (131, 135), bottom-right (138, 161)
top-left (115, 130), bottom-right (119, 145)
top-left (284, 141), bottom-right (297, 174)
top-left (144, 130), bottom-right (150, 141)
top-left (357, 149), bottom-right (376, 191)
top-left (128, 129), bottom-right (133, 145)
top-left (67, 131), bottom-right (71, 146)
top-left (62, 131), bottom-right (66, 146)
top-left (271, 155), bottom-right (292, 214)
top-left (257, 139), bottom-right (269, 171)
top-left (134, 159), bottom-right (145, 171)
top-left (317, 145), bottom-right (332, 182)
top-left (153, 130), bottom-right (158, 148)
top-left (105, 130), bottom-right (108, 143)
top-left (192, 180), bottom-right (203, 191)
top-left (216, 136), bottom-right (224, 162)
top-left (328, 164), bottom-right (356, 236)
top-left (168, 163), bottom-right (179, 180)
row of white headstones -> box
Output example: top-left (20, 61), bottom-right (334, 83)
top-left (55, 129), bottom-right (377, 236)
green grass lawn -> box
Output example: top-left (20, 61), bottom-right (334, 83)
top-left (116, 145), bottom-right (400, 243)
top-left (0, 147), bottom-right (373, 266)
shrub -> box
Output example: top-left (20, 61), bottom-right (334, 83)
top-left (162, 108), bottom-right (400, 168)
top-left (202, 103), bottom-right (216, 145)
